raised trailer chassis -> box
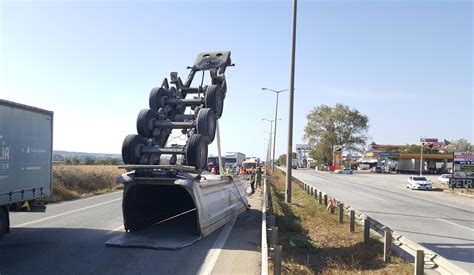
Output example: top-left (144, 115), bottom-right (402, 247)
top-left (122, 52), bottom-right (233, 170)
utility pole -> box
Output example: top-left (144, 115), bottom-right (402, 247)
top-left (262, 88), bottom-right (288, 173)
top-left (420, 137), bottom-right (424, 176)
top-left (285, 0), bottom-right (298, 204)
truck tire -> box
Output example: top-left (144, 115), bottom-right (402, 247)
top-left (136, 109), bottom-right (156, 138)
top-left (122, 134), bottom-right (147, 164)
top-left (205, 85), bottom-right (224, 118)
top-left (196, 108), bottom-right (216, 143)
top-left (185, 134), bottom-right (208, 170)
top-left (149, 87), bottom-right (168, 112)
top-left (0, 207), bottom-right (8, 238)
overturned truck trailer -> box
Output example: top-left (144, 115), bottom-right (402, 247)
top-left (106, 51), bottom-right (248, 249)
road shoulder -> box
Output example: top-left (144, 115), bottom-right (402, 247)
top-left (210, 187), bottom-right (262, 275)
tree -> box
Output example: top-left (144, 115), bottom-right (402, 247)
top-left (447, 138), bottom-right (472, 152)
top-left (304, 103), bottom-right (369, 165)
top-left (84, 157), bottom-right (96, 165)
top-left (276, 154), bottom-right (287, 166)
top-left (275, 153), bottom-right (296, 166)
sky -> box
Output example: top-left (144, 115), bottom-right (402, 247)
top-left (1, 0), bottom-right (472, 159)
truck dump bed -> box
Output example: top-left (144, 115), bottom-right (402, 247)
top-left (0, 99), bottom-right (53, 205)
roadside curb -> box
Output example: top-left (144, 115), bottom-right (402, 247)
top-left (261, 176), bottom-right (269, 275)
top-left (442, 190), bottom-right (474, 198)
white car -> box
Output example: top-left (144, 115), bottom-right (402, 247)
top-left (406, 176), bottom-right (432, 190)
top-left (335, 168), bottom-right (353, 174)
top-left (438, 174), bottom-right (452, 184)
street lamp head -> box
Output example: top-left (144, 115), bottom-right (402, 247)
top-left (261, 87), bottom-right (289, 93)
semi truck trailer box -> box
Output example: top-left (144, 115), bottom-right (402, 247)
top-left (0, 99), bottom-right (53, 237)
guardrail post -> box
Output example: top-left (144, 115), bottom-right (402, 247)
top-left (314, 188), bottom-right (317, 199)
top-left (270, 226), bottom-right (278, 247)
top-left (339, 203), bottom-right (344, 224)
top-left (273, 245), bottom-right (282, 275)
top-left (383, 228), bottom-right (392, 263)
top-left (364, 218), bottom-right (370, 245)
top-left (310, 187), bottom-right (313, 196)
top-left (415, 249), bottom-right (424, 275)
top-left (330, 206), bottom-right (335, 214)
top-left (323, 194), bottom-right (328, 206)
top-left (350, 210), bottom-right (355, 232)
top-left (318, 192), bottom-right (322, 204)
top-left (306, 185), bottom-right (310, 194)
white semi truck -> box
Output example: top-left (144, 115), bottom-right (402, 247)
top-left (0, 99), bottom-right (53, 238)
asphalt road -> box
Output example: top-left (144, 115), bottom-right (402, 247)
top-left (0, 190), bottom-right (261, 274)
top-left (288, 168), bottom-right (474, 273)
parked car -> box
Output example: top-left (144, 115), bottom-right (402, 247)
top-left (335, 168), bottom-right (353, 174)
top-left (438, 174), bottom-right (452, 184)
top-left (406, 176), bottom-right (432, 190)
top-left (370, 166), bottom-right (382, 173)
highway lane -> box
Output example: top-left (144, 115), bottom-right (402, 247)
top-left (288, 169), bottom-right (474, 273)
top-left (0, 191), bottom-right (259, 274)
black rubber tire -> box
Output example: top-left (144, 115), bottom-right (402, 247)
top-left (205, 85), bottom-right (224, 118)
top-left (122, 134), bottom-right (147, 164)
top-left (196, 108), bottom-right (216, 143)
top-left (0, 207), bottom-right (8, 238)
top-left (136, 109), bottom-right (156, 138)
top-left (185, 134), bottom-right (208, 170)
top-left (149, 87), bottom-right (168, 112)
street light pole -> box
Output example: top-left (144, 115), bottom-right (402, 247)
top-left (262, 88), bottom-right (288, 173)
top-left (420, 137), bottom-right (424, 176)
top-left (285, 0), bottom-right (298, 204)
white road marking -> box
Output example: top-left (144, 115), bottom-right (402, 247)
top-left (196, 217), bottom-right (237, 275)
top-left (106, 224), bottom-right (125, 235)
top-left (359, 192), bottom-right (385, 201)
top-left (12, 198), bottom-right (122, 228)
top-left (438, 218), bottom-right (474, 232)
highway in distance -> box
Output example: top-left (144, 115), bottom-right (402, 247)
top-left (289, 168), bottom-right (474, 273)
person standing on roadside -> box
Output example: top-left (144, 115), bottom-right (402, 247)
top-left (256, 166), bottom-right (262, 188)
top-left (250, 168), bottom-right (256, 194)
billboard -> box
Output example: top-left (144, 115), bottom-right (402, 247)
top-left (333, 145), bottom-right (343, 170)
top-left (296, 144), bottom-right (310, 168)
top-left (451, 152), bottom-right (474, 188)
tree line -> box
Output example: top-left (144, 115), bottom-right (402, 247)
top-left (62, 157), bottom-right (122, 165)
top-left (275, 103), bottom-right (472, 166)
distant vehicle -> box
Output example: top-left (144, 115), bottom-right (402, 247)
top-left (370, 166), bottom-right (382, 173)
top-left (0, 100), bottom-right (53, 238)
top-left (406, 176), bottom-right (432, 190)
top-left (242, 159), bottom-right (257, 174)
top-left (224, 152), bottom-right (245, 167)
top-left (335, 168), bottom-right (353, 174)
top-left (291, 159), bottom-right (298, 169)
top-left (438, 174), bottom-right (452, 184)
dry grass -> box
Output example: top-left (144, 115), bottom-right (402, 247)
top-left (47, 165), bottom-right (125, 203)
top-left (268, 169), bottom-right (413, 274)
top-left (432, 182), bottom-right (474, 196)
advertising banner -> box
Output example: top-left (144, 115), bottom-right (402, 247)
top-left (451, 152), bottom-right (474, 188)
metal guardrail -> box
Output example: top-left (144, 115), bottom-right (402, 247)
top-left (277, 167), bottom-right (468, 275)
top-left (261, 177), bottom-right (269, 275)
